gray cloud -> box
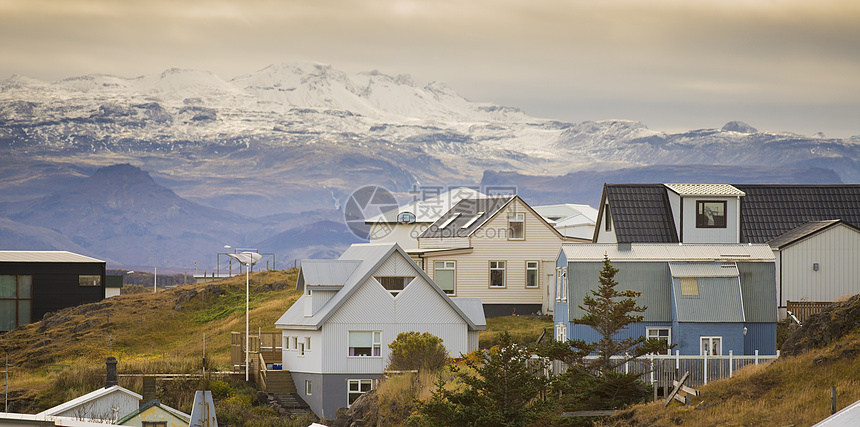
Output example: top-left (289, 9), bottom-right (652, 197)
top-left (1, 0), bottom-right (858, 136)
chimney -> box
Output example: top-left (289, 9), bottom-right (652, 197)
top-left (105, 357), bottom-right (118, 388)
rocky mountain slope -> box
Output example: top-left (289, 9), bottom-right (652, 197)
top-left (1, 62), bottom-right (858, 268)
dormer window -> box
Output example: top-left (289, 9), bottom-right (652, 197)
top-left (508, 213), bottom-right (524, 240)
top-left (696, 201), bottom-right (727, 228)
top-left (375, 276), bottom-right (414, 295)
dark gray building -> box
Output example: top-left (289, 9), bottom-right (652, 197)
top-left (0, 251), bottom-right (105, 332)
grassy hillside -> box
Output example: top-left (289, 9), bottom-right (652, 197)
top-left (1, 269), bottom-right (302, 413)
top-left (597, 324), bottom-right (860, 426)
top-left (0, 269), bottom-right (549, 415)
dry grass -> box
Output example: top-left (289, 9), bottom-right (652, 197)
top-left (0, 268), bottom-right (300, 412)
top-left (597, 334), bottom-right (860, 427)
top-left (480, 315), bottom-right (553, 348)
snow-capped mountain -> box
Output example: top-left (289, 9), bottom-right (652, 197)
top-left (0, 61), bottom-right (858, 268)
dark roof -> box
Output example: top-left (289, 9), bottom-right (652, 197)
top-left (767, 220), bottom-right (859, 249)
top-left (419, 196), bottom-right (514, 239)
top-left (596, 184), bottom-right (679, 243)
top-left (735, 185), bottom-right (860, 243)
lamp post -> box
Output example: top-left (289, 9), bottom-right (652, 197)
top-left (226, 251), bottom-right (262, 381)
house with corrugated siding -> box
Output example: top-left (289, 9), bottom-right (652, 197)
top-left (555, 243), bottom-right (777, 356)
top-left (593, 183), bottom-right (860, 318)
top-left (274, 242), bottom-right (486, 419)
top-left (412, 195), bottom-right (585, 317)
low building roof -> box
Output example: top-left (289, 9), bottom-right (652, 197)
top-left (595, 184), bottom-right (679, 243)
top-left (37, 385), bottom-right (141, 417)
top-left (766, 220), bottom-right (851, 249)
top-left (560, 243), bottom-right (775, 262)
top-left (0, 251), bottom-right (104, 263)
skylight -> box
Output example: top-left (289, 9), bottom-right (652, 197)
top-left (437, 213), bottom-right (461, 229)
top-left (460, 212), bottom-right (485, 229)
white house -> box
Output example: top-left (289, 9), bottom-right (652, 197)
top-left (769, 220), bottom-right (860, 313)
top-left (36, 385), bottom-right (142, 424)
top-left (274, 242), bottom-right (486, 419)
top-left (532, 203), bottom-right (598, 240)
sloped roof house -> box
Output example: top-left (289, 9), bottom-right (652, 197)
top-left (275, 242), bottom-right (485, 419)
top-left (592, 184), bottom-right (860, 313)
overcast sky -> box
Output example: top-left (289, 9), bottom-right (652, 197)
top-left (2, 0), bottom-right (859, 137)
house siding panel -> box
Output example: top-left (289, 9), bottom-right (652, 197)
top-left (672, 277), bottom-right (745, 323)
top-left (681, 197), bottom-right (741, 244)
top-left (674, 322), bottom-right (744, 355)
top-left (327, 278), bottom-right (396, 324)
top-left (419, 237), bottom-right (470, 249)
top-left (568, 262), bottom-right (672, 322)
top-left (779, 225), bottom-right (860, 305)
top-left (373, 251), bottom-right (417, 277)
top-left (738, 262), bottom-right (778, 323)
top-left (743, 322), bottom-right (777, 355)
top-left (282, 329), bottom-right (322, 373)
top-left (395, 277), bottom-right (463, 325)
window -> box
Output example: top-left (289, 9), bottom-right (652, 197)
top-left (489, 261), bottom-right (506, 288)
top-left (78, 275), bottom-right (101, 287)
top-left (526, 261), bottom-right (539, 288)
top-left (508, 213), bottom-right (524, 240)
top-left (561, 268), bottom-right (567, 301)
top-left (701, 337), bottom-right (722, 356)
top-left (604, 204), bottom-right (612, 232)
top-left (305, 337), bottom-right (311, 351)
top-left (305, 380), bottom-right (312, 395)
top-left (298, 342), bottom-right (305, 356)
top-left (696, 201), bottom-right (727, 228)
top-left (397, 211), bottom-right (416, 224)
top-left (291, 336), bottom-right (298, 351)
top-left (555, 268), bottom-right (562, 301)
top-left (349, 331), bottom-right (381, 357)
top-left (434, 261), bottom-right (456, 295)
top-left (680, 277), bottom-right (699, 296)
top-left (375, 276), bottom-right (414, 295)
top-left (143, 423), bottom-right (167, 427)
top-left (0, 275), bottom-right (32, 331)
top-left (348, 379), bottom-right (373, 406)
top-left (555, 322), bottom-right (567, 342)
top-left (461, 212), bottom-right (485, 229)
top-left (647, 328), bottom-right (672, 355)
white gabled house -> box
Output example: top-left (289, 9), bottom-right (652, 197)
top-left (274, 242), bottom-right (486, 419)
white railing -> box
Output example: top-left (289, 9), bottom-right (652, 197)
top-left (552, 350), bottom-right (779, 388)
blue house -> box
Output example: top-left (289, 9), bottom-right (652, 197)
top-left (554, 243), bottom-right (777, 356)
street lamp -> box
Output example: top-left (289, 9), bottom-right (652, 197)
top-left (226, 251), bottom-right (263, 381)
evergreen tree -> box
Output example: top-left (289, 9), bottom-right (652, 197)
top-left (416, 332), bottom-right (548, 427)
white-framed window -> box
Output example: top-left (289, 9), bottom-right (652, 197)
top-left (298, 342), bottom-right (305, 356)
top-left (700, 336), bottom-right (722, 356)
top-left (508, 212), bottom-right (525, 240)
top-left (291, 336), bottom-right (298, 351)
top-left (348, 379), bottom-right (373, 406)
top-left (561, 267), bottom-right (567, 301)
top-left (646, 327), bottom-right (672, 355)
top-left (555, 268), bottom-right (562, 301)
top-left (434, 261), bottom-right (456, 295)
top-left (305, 337), bottom-right (311, 352)
top-left (555, 322), bottom-right (567, 342)
top-left (489, 261), bottom-right (506, 288)
top-left (305, 380), bottom-right (312, 395)
top-left (526, 261), bottom-right (539, 288)
top-left (349, 331), bottom-right (381, 357)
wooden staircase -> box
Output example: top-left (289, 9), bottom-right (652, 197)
top-left (264, 370), bottom-right (297, 394)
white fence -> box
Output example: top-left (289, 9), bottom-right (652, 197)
top-left (553, 350), bottom-right (780, 389)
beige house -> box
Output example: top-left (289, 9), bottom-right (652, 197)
top-left (412, 195), bottom-right (585, 317)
